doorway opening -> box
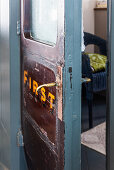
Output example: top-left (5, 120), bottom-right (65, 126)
top-left (81, 1), bottom-right (107, 170)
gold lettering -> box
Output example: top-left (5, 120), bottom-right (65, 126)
top-left (29, 77), bottom-right (31, 89)
top-left (24, 71), bottom-right (28, 84)
top-left (48, 92), bottom-right (55, 109)
top-left (33, 80), bottom-right (38, 95)
top-left (41, 87), bottom-right (46, 102)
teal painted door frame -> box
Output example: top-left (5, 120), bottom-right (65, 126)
top-left (107, 0), bottom-right (114, 170)
top-left (10, 0), bottom-right (28, 169)
top-left (64, 0), bottom-right (82, 169)
top-left (0, 0), bottom-right (27, 169)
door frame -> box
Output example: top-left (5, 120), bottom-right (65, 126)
top-left (107, 0), bottom-right (114, 170)
top-left (20, 0), bottom-right (82, 169)
top-left (64, 0), bottom-right (82, 169)
top-left (64, 0), bottom-right (114, 169)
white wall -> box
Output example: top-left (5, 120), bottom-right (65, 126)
top-left (83, 0), bottom-right (97, 52)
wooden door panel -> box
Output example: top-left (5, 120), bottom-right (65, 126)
top-left (24, 58), bottom-right (56, 143)
top-left (21, 55), bottom-right (64, 169)
top-left (21, 0), bottom-right (64, 169)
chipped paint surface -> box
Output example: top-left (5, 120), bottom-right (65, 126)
top-left (57, 66), bottom-right (63, 121)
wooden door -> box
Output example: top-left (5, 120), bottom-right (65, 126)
top-left (21, 0), bottom-right (82, 169)
top-left (21, 0), bottom-right (64, 169)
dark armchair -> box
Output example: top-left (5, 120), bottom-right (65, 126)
top-left (82, 32), bottom-right (107, 129)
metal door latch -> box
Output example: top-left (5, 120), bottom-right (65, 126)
top-left (81, 77), bottom-right (91, 83)
top-left (17, 129), bottom-right (24, 147)
top-left (17, 20), bottom-right (21, 35)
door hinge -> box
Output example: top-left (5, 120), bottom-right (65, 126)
top-left (17, 129), bottom-right (24, 147)
top-left (17, 20), bottom-right (21, 35)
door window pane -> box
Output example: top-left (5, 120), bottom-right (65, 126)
top-left (31, 0), bottom-right (58, 45)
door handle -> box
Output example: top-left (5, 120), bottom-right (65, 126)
top-left (36, 78), bottom-right (91, 92)
top-left (81, 78), bottom-right (91, 83)
top-left (37, 82), bottom-right (56, 92)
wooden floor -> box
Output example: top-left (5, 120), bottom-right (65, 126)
top-left (81, 122), bottom-right (106, 155)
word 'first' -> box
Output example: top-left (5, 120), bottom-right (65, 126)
top-left (24, 70), bottom-right (55, 109)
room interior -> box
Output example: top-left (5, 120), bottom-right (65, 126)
top-left (81, 0), bottom-right (107, 169)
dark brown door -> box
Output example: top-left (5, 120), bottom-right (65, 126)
top-left (21, 0), bottom-right (64, 169)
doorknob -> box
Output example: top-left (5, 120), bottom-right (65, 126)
top-left (81, 78), bottom-right (91, 83)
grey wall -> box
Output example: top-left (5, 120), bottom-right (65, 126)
top-left (0, 0), bottom-right (27, 169)
top-left (82, 0), bottom-right (97, 52)
top-left (83, 0), bottom-right (96, 34)
top-left (0, 0), bottom-right (10, 169)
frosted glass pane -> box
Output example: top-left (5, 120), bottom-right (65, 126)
top-left (31, 0), bottom-right (57, 45)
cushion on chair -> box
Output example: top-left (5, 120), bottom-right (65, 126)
top-left (86, 53), bottom-right (107, 73)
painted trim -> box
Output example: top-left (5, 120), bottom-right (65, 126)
top-left (10, 0), bottom-right (27, 169)
top-left (107, 0), bottom-right (114, 169)
top-left (64, 0), bottom-right (82, 169)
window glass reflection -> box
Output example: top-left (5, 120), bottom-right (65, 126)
top-left (31, 0), bottom-right (57, 45)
